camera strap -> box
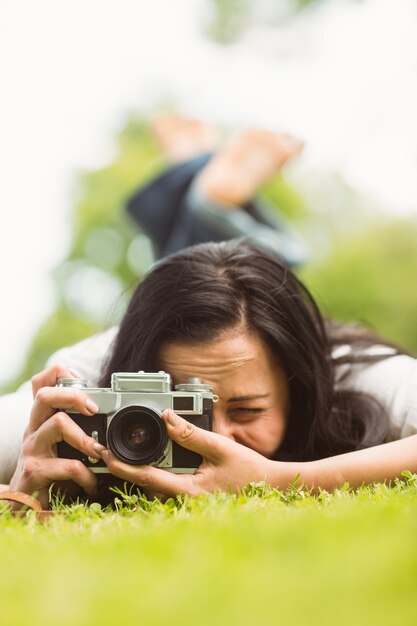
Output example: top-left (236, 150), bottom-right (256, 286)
top-left (0, 491), bottom-right (61, 522)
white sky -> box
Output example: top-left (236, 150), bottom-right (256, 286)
top-left (0, 0), bottom-right (416, 385)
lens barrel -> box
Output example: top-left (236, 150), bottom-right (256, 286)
top-left (107, 405), bottom-right (168, 465)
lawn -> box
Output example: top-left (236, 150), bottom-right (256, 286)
top-left (1, 479), bottom-right (417, 626)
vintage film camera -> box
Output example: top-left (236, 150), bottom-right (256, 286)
top-left (56, 371), bottom-right (214, 473)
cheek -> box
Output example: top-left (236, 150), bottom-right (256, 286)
top-left (234, 415), bottom-right (285, 457)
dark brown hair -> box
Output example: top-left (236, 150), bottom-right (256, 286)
top-left (101, 240), bottom-right (397, 461)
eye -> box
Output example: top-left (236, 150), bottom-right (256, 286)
top-left (228, 407), bottom-right (265, 421)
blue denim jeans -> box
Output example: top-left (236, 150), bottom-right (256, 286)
top-left (126, 153), bottom-right (308, 267)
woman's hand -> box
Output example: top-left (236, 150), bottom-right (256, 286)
top-left (9, 364), bottom-right (102, 508)
top-left (96, 409), bottom-right (295, 497)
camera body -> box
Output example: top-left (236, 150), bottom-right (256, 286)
top-left (56, 371), bottom-right (213, 473)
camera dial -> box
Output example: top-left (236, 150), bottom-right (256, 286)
top-left (57, 377), bottom-right (88, 389)
top-left (175, 377), bottom-right (211, 392)
top-left (175, 378), bottom-right (219, 402)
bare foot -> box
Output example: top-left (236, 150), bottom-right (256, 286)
top-left (196, 129), bottom-right (303, 207)
top-left (151, 114), bottom-right (221, 163)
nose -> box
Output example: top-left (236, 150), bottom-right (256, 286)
top-left (212, 408), bottom-right (236, 441)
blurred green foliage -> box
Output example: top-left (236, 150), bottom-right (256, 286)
top-left (301, 219), bottom-right (417, 353)
top-left (4, 119), bottom-right (162, 393)
top-left (3, 114), bottom-right (417, 394)
top-left (205, 0), bottom-right (328, 43)
top-left (204, 0), bottom-right (252, 44)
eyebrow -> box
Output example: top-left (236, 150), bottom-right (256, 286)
top-left (227, 393), bottom-right (270, 403)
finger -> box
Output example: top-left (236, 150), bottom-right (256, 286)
top-left (28, 387), bottom-right (99, 432)
top-left (25, 411), bottom-right (101, 460)
top-left (31, 362), bottom-right (76, 398)
top-left (161, 410), bottom-right (226, 462)
top-left (98, 449), bottom-right (197, 497)
top-left (19, 456), bottom-right (98, 496)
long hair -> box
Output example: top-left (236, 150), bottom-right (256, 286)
top-left (100, 240), bottom-right (395, 461)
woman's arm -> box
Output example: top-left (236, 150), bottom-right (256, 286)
top-left (7, 364), bottom-right (102, 508)
top-left (0, 383), bottom-right (34, 485)
top-left (97, 410), bottom-right (417, 496)
top-left (0, 330), bottom-right (117, 486)
top-left (298, 435), bottom-right (417, 490)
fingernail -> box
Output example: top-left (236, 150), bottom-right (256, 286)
top-left (100, 448), bottom-right (110, 462)
top-left (69, 368), bottom-right (82, 378)
top-left (94, 446), bottom-right (110, 463)
top-left (86, 399), bottom-right (99, 414)
top-left (166, 410), bottom-right (179, 427)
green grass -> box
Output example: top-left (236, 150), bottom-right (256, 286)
top-left (1, 479), bottom-right (417, 626)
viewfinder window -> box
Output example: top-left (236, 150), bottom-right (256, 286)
top-left (173, 396), bottom-right (194, 411)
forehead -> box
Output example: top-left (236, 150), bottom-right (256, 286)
top-left (157, 331), bottom-right (280, 390)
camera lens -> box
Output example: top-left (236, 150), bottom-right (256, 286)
top-left (125, 425), bottom-right (150, 449)
top-left (107, 406), bottom-right (168, 465)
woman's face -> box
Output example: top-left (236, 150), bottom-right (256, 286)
top-left (158, 331), bottom-right (289, 457)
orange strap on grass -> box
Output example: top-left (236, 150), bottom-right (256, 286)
top-left (0, 491), bottom-right (42, 511)
top-left (0, 490), bottom-right (61, 521)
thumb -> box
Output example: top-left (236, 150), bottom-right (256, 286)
top-left (162, 410), bottom-right (224, 462)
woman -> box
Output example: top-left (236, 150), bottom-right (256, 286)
top-left (5, 239), bottom-right (417, 507)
